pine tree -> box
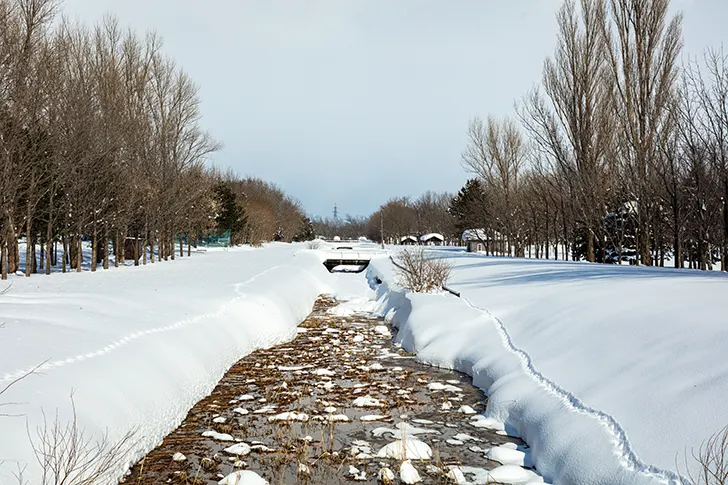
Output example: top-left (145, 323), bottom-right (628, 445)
top-left (294, 217), bottom-right (315, 242)
top-left (213, 183), bottom-right (246, 245)
top-left (449, 179), bottom-right (490, 237)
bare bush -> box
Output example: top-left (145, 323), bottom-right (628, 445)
top-left (684, 426), bottom-right (728, 485)
top-left (394, 247), bottom-right (452, 293)
top-left (306, 239), bottom-right (323, 250)
top-left (26, 398), bottom-right (138, 485)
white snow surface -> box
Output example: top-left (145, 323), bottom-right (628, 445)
top-left (367, 250), bottom-right (728, 485)
top-left (0, 244), bottom-right (345, 484)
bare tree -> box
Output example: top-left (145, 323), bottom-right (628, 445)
top-left (604, 0), bottom-right (683, 265)
top-left (520, 0), bottom-right (616, 262)
top-left (462, 116), bottom-right (528, 256)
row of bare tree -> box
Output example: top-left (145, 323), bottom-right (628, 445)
top-left (458, 0), bottom-right (728, 269)
top-left (313, 192), bottom-right (454, 243)
top-left (0, 0), bottom-right (312, 280)
top-left (220, 174), bottom-right (313, 245)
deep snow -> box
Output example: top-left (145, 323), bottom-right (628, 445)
top-left (0, 244), bottom-right (342, 484)
top-left (3, 239), bottom-right (724, 485)
top-left (368, 249), bottom-right (728, 485)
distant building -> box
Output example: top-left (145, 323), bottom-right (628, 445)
top-left (462, 229), bottom-right (492, 253)
top-left (419, 233), bottom-right (445, 246)
top-left (400, 235), bottom-right (418, 245)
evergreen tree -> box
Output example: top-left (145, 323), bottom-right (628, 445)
top-left (449, 179), bottom-right (490, 237)
top-left (213, 183), bottom-right (247, 244)
top-left (294, 217), bottom-right (315, 242)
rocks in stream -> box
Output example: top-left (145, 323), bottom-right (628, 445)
top-left (123, 296), bottom-right (545, 485)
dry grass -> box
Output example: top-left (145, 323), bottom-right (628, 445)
top-left (394, 247), bottom-right (452, 293)
top-left (25, 396), bottom-right (138, 485)
top-left (684, 426), bottom-right (728, 485)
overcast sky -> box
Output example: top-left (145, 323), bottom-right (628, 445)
top-left (60, 0), bottom-right (725, 219)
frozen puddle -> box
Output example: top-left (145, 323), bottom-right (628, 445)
top-left (123, 296), bottom-right (546, 484)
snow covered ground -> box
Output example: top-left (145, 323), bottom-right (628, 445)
top-left (0, 244), bottom-right (342, 484)
top-left (368, 248), bottom-right (728, 485)
top-left (3, 238), bottom-right (725, 485)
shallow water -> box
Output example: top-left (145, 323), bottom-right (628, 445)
top-left (123, 296), bottom-right (530, 484)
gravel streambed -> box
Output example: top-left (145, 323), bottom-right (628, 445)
top-left (123, 296), bottom-right (543, 485)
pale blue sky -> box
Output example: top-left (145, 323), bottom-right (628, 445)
top-left (61, 0), bottom-right (724, 218)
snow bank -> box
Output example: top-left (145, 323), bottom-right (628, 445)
top-left (0, 244), bottom-right (333, 484)
top-left (368, 252), bottom-right (728, 485)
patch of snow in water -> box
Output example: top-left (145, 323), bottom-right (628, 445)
top-left (202, 430), bottom-right (235, 441)
top-left (377, 439), bottom-right (433, 460)
top-left (172, 452), bottom-right (186, 462)
top-left (399, 460), bottom-right (422, 484)
top-left (267, 412), bottom-right (309, 423)
top-left (224, 443), bottom-right (252, 456)
top-left (218, 470), bottom-right (269, 485)
top-left (352, 395), bottom-right (384, 407)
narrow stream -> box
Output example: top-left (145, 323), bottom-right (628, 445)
top-left (123, 296), bottom-right (537, 484)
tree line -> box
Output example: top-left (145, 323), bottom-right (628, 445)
top-left (462, 0), bottom-right (728, 269)
top-left (360, 0), bottom-right (727, 270)
top-left (0, 0), bottom-right (311, 280)
top-left (313, 191), bottom-right (455, 244)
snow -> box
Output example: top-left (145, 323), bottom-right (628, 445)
top-left (419, 233), bottom-right (444, 242)
top-left (399, 460), bottom-right (422, 484)
top-left (268, 411), bottom-right (309, 422)
top-left (218, 470), bottom-right (269, 485)
top-left (486, 465), bottom-right (543, 484)
top-left (172, 452), bottom-right (187, 462)
top-left (224, 443), bottom-right (252, 456)
top-left (352, 395), bottom-right (384, 407)
top-left (485, 446), bottom-right (533, 468)
top-left (368, 250), bottom-right (728, 484)
top-left (0, 244), bottom-right (337, 484)
top-left (8, 237), bottom-right (722, 485)
top-left (202, 430), bottom-right (235, 441)
top-left (377, 439), bottom-right (433, 460)
top-left (378, 467), bottom-right (396, 483)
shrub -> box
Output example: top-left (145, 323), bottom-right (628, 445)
top-left (394, 247), bottom-right (452, 293)
top-left (685, 426), bottom-right (728, 485)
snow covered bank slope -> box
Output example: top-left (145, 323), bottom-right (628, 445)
top-left (0, 244), bottom-right (332, 483)
top-left (369, 252), bottom-right (728, 485)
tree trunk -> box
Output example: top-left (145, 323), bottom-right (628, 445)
top-left (150, 228), bottom-right (155, 264)
top-left (143, 223), bottom-right (148, 265)
top-left (30, 236), bottom-right (37, 273)
top-left (179, 233), bottom-right (183, 258)
top-left (114, 231), bottom-right (120, 268)
top-left (187, 237), bottom-right (191, 257)
top-left (134, 235), bottom-right (140, 266)
top-left (120, 229), bottom-right (126, 265)
top-left (76, 234), bottom-right (82, 272)
top-left (39, 233), bottom-right (44, 271)
top-left (587, 230), bottom-right (595, 263)
top-left (91, 214), bottom-right (98, 272)
top-left (25, 217), bottom-right (32, 277)
top-left (723, 183), bottom-right (728, 271)
top-left (62, 237), bottom-right (68, 273)
top-left (1, 236), bottom-right (7, 280)
top-left (103, 225), bottom-right (109, 270)
top-left (10, 238), bottom-right (19, 274)
top-left (639, 219), bottom-right (652, 266)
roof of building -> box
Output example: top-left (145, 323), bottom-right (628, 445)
top-left (419, 233), bottom-right (444, 241)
